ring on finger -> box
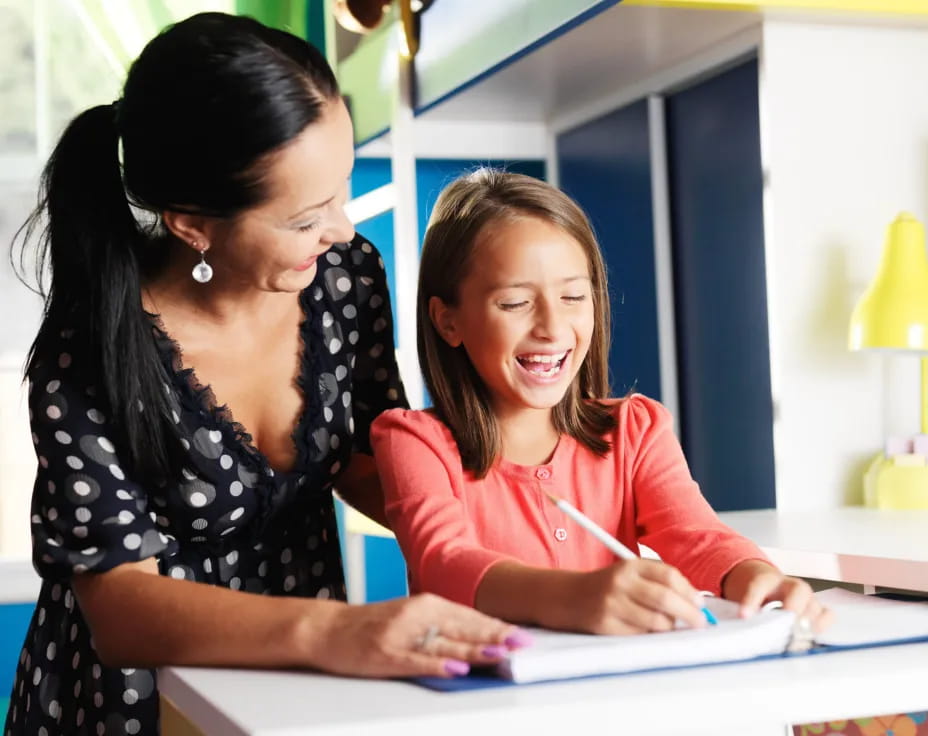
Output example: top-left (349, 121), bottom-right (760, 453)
top-left (414, 624), bottom-right (441, 652)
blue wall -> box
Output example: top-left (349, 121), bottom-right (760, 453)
top-left (1, 602), bottom-right (34, 715)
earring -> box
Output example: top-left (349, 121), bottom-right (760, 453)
top-left (191, 242), bottom-right (213, 284)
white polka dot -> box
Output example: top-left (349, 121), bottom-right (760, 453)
top-left (73, 481), bottom-right (91, 496)
top-left (48, 481), bottom-right (55, 493)
top-left (46, 643), bottom-right (56, 660)
top-left (73, 562), bottom-right (88, 573)
top-left (77, 706), bottom-right (84, 726)
top-left (97, 436), bottom-right (115, 453)
top-left (169, 567), bottom-right (185, 579)
top-left (316, 588), bottom-right (331, 599)
top-left (93, 692), bottom-right (103, 708)
top-left (326, 252), bottom-right (341, 265)
top-left (58, 353), bottom-right (71, 368)
top-left (75, 507), bottom-right (91, 523)
top-left (323, 407), bottom-right (333, 422)
top-left (258, 561), bottom-right (268, 577)
top-left (189, 491), bottom-right (208, 507)
top-left (81, 547), bottom-right (98, 555)
top-left (32, 432), bottom-right (39, 445)
top-left (54, 431), bottom-right (71, 444)
top-left (226, 550), bottom-right (238, 565)
top-left (117, 510), bottom-right (134, 524)
top-left (349, 417), bottom-right (354, 433)
top-left (172, 410), bottom-right (181, 424)
top-left (322, 311), bottom-right (334, 327)
top-left (116, 489), bottom-right (132, 500)
top-left (46, 380), bottom-right (60, 393)
top-left (86, 409), bottom-right (104, 424)
top-left (361, 242), bottom-right (372, 253)
top-left (203, 558), bottom-right (212, 574)
top-left (109, 464), bottom-right (124, 479)
top-left (74, 680), bottom-right (81, 697)
top-left (37, 608), bottom-right (46, 626)
top-left (335, 365), bottom-right (347, 380)
top-left (92, 663), bottom-right (101, 678)
top-left (387, 388), bottom-right (399, 400)
top-left (123, 533), bottom-right (141, 550)
top-left (192, 518), bottom-right (207, 530)
top-left (208, 430), bottom-right (222, 443)
top-left (330, 461), bottom-right (341, 475)
top-left (280, 548), bottom-right (292, 564)
top-left (373, 318), bottom-right (386, 332)
top-left (342, 391), bottom-right (352, 407)
top-left (123, 688), bottom-right (138, 705)
top-left (126, 719), bottom-right (141, 734)
top-left (369, 344), bottom-right (384, 358)
top-left (336, 276), bottom-right (352, 293)
top-left (95, 719), bottom-right (103, 734)
top-left (66, 455), bottom-right (84, 469)
top-left (348, 331), bottom-right (359, 344)
top-left (32, 666), bottom-right (41, 685)
top-left (47, 508), bottom-right (58, 521)
top-left (219, 454), bottom-right (233, 470)
top-left (220, 526), bottom-right (236, 536)
top-left (72, 651), bottom-right (79, 669)
top-left (229, 480), bottom-right (243, 496)
top-left (369, 294), bottom-right (383, 309)
top-left (283, 575), bottom-right (296, 591)
top-left (38, 455), bottom-right (48, 468)
top-left (230, 507), bottom-right (244, 521)
top-left (49, 700), bottom-right (59, 718)
top-left (70, 624), bottom-right (78, 642)
top-left (330, 435), bottom-right (340, 449)
top-left (74, 526), bottom-right (88, 539)
top-left (230, 576), bottom-right (241, 590)
top-left (329, 338), bottom-right (342, 354)
top-left (46, 405), bottom-right (61, 420)
top-left (182, 468), bottom-right (197, 480)
top-left (180, 437), bottom-right (190, 449)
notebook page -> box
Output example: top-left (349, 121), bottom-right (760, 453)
top-left (815, 588), bottom-right (928, 647)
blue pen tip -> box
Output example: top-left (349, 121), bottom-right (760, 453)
top-left (702, 607), bottom-right (718, 626)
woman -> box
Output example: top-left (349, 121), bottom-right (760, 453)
top-left (5, 12), bottom-right (525, 736)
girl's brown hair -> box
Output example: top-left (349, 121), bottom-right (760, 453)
top-left (418, 168), bottom-right (617, 477)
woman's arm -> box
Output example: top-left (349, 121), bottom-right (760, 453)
top-left (73, 557), bottom-right (520, 677)
top-left (335, 452), bottom-right (389, 528)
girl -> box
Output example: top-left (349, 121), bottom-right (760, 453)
top-left (371, 169), bottom-right (830, 636)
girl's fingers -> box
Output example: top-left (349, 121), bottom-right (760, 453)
top-left (634, 562), bottom-right (705, 629)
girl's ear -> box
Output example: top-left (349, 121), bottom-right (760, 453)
top-left (428, 296), bottom-right (462, 347)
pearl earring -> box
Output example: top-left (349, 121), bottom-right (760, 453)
top-left (191, 242), bottom-right (213, 284)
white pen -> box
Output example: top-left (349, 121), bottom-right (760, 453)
top-left (541, 490), bottom-right (718, 625)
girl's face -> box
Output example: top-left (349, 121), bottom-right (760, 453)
top-left (432, 215), bottom-right (595, 424)
top-left (202, 99), bottom-right (356, 292)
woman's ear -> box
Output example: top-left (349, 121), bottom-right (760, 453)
top-left (428, 296), bottom-right (462, 347)
top-left (162, 210), bottom-right (213, 253)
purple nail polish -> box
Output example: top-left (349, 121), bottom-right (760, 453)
top-left (481, 645), bottom-right (507, 658)
top-left (444, 659), bottom-right (470, 676)
top-left (503, 629), bottom-right (535, 649)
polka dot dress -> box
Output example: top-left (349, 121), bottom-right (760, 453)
top-left (3, 236), bottom-right (407, 736)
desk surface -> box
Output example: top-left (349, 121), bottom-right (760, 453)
top-left (717, 508), bottom-right (928, 592)
top-left (161, 641), bottom-right (928, 736)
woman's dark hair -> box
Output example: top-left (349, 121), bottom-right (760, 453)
top-left (13, 12), bottom-right (340, 481)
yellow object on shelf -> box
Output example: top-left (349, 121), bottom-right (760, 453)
top-left (863, 452), bottom-right (928, 509)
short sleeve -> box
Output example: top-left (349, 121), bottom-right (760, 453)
top-left (347, 236), bottom-right (409, 453)
top-left (28, 338), bottom-right (172, 580)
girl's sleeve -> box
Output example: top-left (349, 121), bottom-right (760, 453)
top-left (371, 409), bottom-right (514, 606)
top-left (28, 340), bottom-right (173, 580)
top-left (624, 396), bottom-right (770, 594)
top-left (346, 236), bottom-right (409, 454)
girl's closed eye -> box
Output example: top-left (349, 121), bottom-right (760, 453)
top-left (562, 294), bottom-right (588, 304)
top-left (498, 300), bottom-right (529, 311)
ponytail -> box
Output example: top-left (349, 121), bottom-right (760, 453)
top-left (15, 104), bottom-right (178, 481)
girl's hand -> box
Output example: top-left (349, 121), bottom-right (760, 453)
top-left (305, 593), bottom-right (529, 678)
top-left (722, 560), bottom-right (833, 633)
top-left (553, 558), bottom-right (708, 635)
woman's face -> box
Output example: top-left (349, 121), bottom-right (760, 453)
top-left (204, 98), bottom-right (356, 292)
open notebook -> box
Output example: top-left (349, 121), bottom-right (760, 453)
top-left (420, 588), bottom-right (928, 690)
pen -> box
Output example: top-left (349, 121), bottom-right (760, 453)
top-left (541, 490), bottom-right (717, 626)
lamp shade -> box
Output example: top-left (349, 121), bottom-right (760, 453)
top-left (849, 212), bottom-right (928, 352)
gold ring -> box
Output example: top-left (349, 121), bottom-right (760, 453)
top-left (415, 624), bottom-right (441, 651)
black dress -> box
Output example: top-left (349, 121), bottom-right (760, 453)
top-left (3, 236), bottom-right (407, 736)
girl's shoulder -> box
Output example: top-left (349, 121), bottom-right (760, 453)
top-left (371, 407), bottom-right (456, 447)
top-left (594, 394), bottom-right (675, 439)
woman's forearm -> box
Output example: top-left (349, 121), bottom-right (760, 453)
top-left (73, 559), bottom-right (342, 669)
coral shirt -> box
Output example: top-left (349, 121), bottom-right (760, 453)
top-left (371, 395), bottom-right (768, 607)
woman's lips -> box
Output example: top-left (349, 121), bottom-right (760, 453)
top-left (294, 255), bottom-right (318, 272)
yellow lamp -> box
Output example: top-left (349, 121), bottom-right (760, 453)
top-left (849, 212), bottom-right (928, 508)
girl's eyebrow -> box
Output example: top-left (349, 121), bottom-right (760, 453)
top-left (490, 275), bottom-right (591, 290)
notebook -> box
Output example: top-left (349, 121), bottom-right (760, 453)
top-left (419, 588), bottom-right (928, 691)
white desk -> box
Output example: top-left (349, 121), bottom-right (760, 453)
top-left (160, 641), bottom-right (928, 736)
top-left (717, 508), bottom-right (928, 593)
top-left (161, 507), bottom-right (928, 735)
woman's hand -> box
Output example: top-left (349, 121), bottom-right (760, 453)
top-left (303, 593), bottom-right (529, 678)
top-left (544, 559), bottom-right (708, 635)
top-left (722, 559), bottom-right (833, 632)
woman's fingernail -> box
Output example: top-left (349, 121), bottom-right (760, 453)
top-left (481, 645), bottom-right (507, 658)
top-left (444, 659), bottom-right (470, 676)
top-left (504, 629), bottom-right (534, 649)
